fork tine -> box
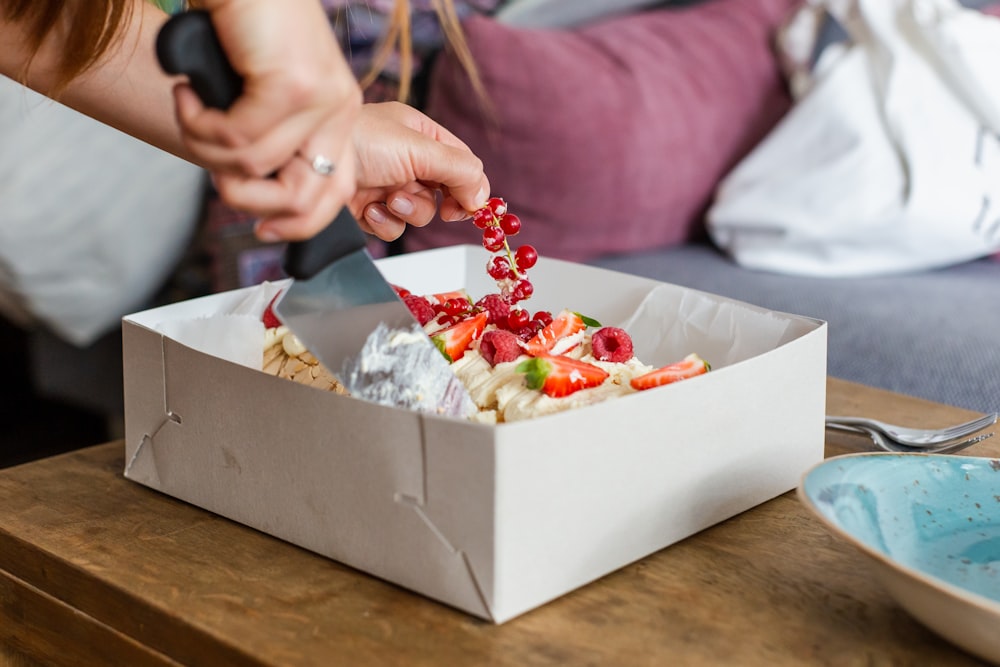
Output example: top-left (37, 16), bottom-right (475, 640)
top-left (940, 413), bottom-right (997, 437)
top-left (892, 431), bottom-right (994, 455)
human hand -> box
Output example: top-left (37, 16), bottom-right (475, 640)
top-left (170, 0), bottom-right (362, 242)
top-left (349, 102), bottom-right (491, 241)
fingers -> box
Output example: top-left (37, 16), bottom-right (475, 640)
top-left (358, 184), bottom-right (440, 241)
top-left (244, 143), bottom-right (357, 242)
top-left (182, 86), bottom-right (360, 242)
top-left (174, 81), bottom-right (358, 180)
top-left (353, 103), bottom-right (491, 219)
top-left (360, 203), bottom-right (407, 241)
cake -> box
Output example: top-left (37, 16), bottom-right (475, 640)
top-left (257, 197), bottom-right (708, 421)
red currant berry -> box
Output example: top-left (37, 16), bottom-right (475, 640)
top-left (487, 255), bottom-right (511, 280)
top-left (515, 244), bottom-right (538, 271)
top-left (516, 326), bottom-right (537, 341)
top-left (443, 297), bottom-right (469, 316)
top-left (499, 213), bottom-right (521, 236)
top-left (483, 227), bottom-right (506, 252)
top-left (507, 308), bottom-right (530, 330)
top-left (487, 197), bottom-right (507, 217)
top-left (532, 310), bottom-right (553, 327)
top-left (512, 279), bottom-right (533, 302)
top-left (392, 284), bottom-right (411, 298)
top-left (472, 207), bottom-right (493, 229)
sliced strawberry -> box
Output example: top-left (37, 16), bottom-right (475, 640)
top-left (516, 354), bottom-right (609, 398)
top-left (432, 311), bottom-right (488, 362)
top-left (524, 309), bottom-right (599, 356)
top-left (630, 354), bottom-right (710, 391)
top-left (262, 292), bottom-right (282, 329)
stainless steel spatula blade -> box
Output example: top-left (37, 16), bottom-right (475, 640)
top-left (273, 216), bottom-right (476, 417)
top-left (157, 10), bottom-right (476, 418)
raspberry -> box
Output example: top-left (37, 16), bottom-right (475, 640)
top-left (591, 327), bottom-right (634, 363)
top-left (403, 294), bottom-right (435, 326)
top-left (476, 293), bottom-right (510, 326)
top-left (479, 329), bottom-right (522, 366)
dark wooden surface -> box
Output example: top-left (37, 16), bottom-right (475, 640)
top-left (0, 378), bottom-right (995, 666)
top-left (0, 319), bottom-right (110, 469)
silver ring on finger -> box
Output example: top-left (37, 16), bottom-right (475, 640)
top-left (300, 152), bottom-right (335, 177)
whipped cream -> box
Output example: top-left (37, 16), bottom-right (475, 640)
top-left (263, 315), bottom-right (658, 422)
top-left (449, 334), bottom-right (655, 423)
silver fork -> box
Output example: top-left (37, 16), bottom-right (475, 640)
top-left (849, 426), bottom-right (995, 454)
top-left (825, 412), bottom-right (998, 447)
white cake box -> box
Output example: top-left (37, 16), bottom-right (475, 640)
top-left (122, 245), bottom-right (827, 623)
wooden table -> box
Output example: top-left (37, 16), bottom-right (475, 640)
top-left (1, 378), bottom-right (996, 666)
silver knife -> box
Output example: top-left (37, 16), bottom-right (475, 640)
top-left (156, 10), bottom-right (476, 417)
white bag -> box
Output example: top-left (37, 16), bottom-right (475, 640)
top-left (707, 0), bottom-right (1000, 277)
top-left (0, 77), bottom-right (206, 345)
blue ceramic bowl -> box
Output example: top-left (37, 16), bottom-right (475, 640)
top-left (800, 453), bottom-right (1000, 664)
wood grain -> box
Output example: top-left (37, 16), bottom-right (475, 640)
top-left (0, 378), bottom-right (994, 666)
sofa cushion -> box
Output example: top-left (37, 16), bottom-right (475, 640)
top-left (407, 0), bottom-right (800, 262)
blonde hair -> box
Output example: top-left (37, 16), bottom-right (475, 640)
top-left (360, 0), bottom-right (488, 106)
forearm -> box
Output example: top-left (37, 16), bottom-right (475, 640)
top-left (0, 1), bottom-right (192, 162)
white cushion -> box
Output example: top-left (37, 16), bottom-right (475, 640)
top-left (0, 75), bottom-right (206, 346)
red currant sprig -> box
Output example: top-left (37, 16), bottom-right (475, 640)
top-left (472, 197), bottom-right (538, 306)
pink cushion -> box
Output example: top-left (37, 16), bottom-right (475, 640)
top-left (405, 0), bottom-right (801, 262)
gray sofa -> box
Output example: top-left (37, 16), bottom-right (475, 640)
top-left (591, 243), bottom-right (1000, 414)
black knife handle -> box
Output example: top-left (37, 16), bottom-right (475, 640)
top-left (155, 10), bottom-right (368, 281)
top-left (156, 10), bottom-right (242, 110)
